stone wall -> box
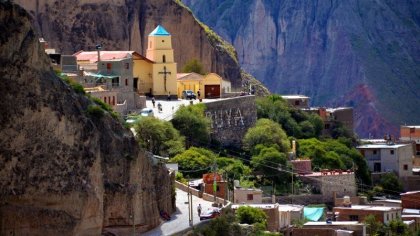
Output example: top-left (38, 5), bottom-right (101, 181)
top-left (204, 95), bottom-right (257, 148)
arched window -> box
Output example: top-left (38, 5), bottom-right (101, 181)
top-left (162, 55), bottom-right (166, 63)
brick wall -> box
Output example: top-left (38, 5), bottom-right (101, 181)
top-left (401, 191), bottom-right (420, 209)
top-left (204, 95), bottom-right (257, 148)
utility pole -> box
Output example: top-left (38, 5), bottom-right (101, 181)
top-left (213, 160), bottom-right (217, 205)
top-left (223, 172), bottom-right (227, 205)
top-left (291, 165), bottom-right (294, 204)
top-left (187, 178), bottom-right (193, 226)
top-left (190, 186), bottom-right (193, 226)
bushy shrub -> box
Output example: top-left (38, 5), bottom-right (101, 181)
top-left (86, 105), bottom-right (104, 119)
top-left (236, 206), bottom-right (267, 227)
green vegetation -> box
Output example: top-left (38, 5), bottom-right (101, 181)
top-left (297, 138), bottom-right (371, 184)
top-left (251, 146), bottom-right (289, 183)
top-left (134, 117), bottom-right (185, 157)
top-left (243, 118), bottom-right (290, 154)
top-left (182, 58), bottom-right (205, 75)
top-left (86, 105), bottom-right (104, 119)
top-left (175, 172), bottom-right (188, 185)
top-left (56, 70), bottom-right (122, 120)
top-left (169, 147), bottom-right (215, 178)
top-left (364, 215), bottom-right (415, 236)
top-left (172, 104), bottom-right (211, 147)
top-left (236, 206), bottom-right (267, 226)
top-left (256, 95), bottom-right (323, 139)
top-left (193, 207), bottom-right (283, 236)
top-left (57, 72), bottom-right (86, 95)
top-left (378, 172), bottom-right (403, 194)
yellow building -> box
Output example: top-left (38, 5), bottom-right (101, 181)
top-left (176, 72), bottom-right (231, 98)
top-left (146, 25), bottom-right (177, 98)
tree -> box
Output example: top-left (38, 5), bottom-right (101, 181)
top-left (251, 146), bottom-right (288, 181)
top-left (256, 95), bottom-right (324, 139)
top-left (216, 157), bottom-right (252, 180)
top-left (134, 117), bottom-right (185, 157)
top-left (364, 214), bottom-right (385, 236)
top-left (298, 138), bottom-right (371, 185)
top-left (182, 58), bottom-right (205, 75)
top-left (243, 118), bottom-right (290, 154)
top-left (169, 147), bottom-right (216, 178)
top-left (379, 172), bottom-right (403, 194)
top-left (388, 219), bottom-right (411, 236)
top-left (172, 104), bottom-right (211, 147)
top-left (236, 206), bottom-right (267, 226)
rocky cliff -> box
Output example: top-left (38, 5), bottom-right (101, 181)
top-left (14, 0), bottom-right (268, 93)
top-left (183, 0), bottom-right (420, 137)
top-left (0, 2), bottom-right (173, 235)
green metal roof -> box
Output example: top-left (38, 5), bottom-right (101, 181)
top-left (149, 25), bottom-right (170, 36)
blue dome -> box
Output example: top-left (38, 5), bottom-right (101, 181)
top-left (149, 25), bottom-right (170, 36)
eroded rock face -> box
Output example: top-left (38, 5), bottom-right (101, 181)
top-left (183, 0), bottom-right (420, 137)
top-left (0, 2), bottom-right (173, 235)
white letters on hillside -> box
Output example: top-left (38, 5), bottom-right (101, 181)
top-left (206, 108), bottom-right (245, 129)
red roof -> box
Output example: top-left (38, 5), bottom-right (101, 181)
top-left (73, 51), bottom-right (154, 63)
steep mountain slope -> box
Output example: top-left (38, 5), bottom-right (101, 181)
top-left (0, 2), bottom-right (173, 235)
top-left (15, 0), bottom-right (268, 93)
top-left (183, 0), bottom-right (420, 137)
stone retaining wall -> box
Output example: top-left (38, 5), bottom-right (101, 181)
top-left (204, 95), bottom-right (257, 148)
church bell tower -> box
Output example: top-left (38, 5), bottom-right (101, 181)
top-left (146, 25), bottom-right (177, 98)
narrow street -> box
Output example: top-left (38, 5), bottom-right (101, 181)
top-left (143, 188), bottom-right (215, 236)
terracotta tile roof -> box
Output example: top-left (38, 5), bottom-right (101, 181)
top-left (176, 72), bottom-right (203, 80)
top-left (73, 51), bottom-right (154, 63)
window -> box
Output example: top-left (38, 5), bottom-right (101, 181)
top-left (247, 194), bottom-right (254, 201)
top-left (295, 100), bottom-right (300, 106)
top-left (325, 124), bottom-right (330, 129)
top-left (106, 63), bottom-right (112, 70)
top-left (112, 77), bottom-right (119, 87)
top-left (125, 63), bottom-right (129, 70)
top-left (104, 97), bottom-right (107, 103)
top-left (374, 163), bottom-right (381, 172)
top-left (390, 150), bottom-right (394, 155)
top-left (163, 55), bottom-right (166, 63)
top-left (125, 79), bottom-right (128, 86)
top-left (373, 150), bottom-right (377, 155)
top-left (349, 215), bottom-right (359, 221)
top-left (404, 164), bottom-right (408, 170)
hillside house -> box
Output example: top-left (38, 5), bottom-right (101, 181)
top-left (401, 191), bottom-right (420, 209)
top-left (333, 205), bottom-right (402, 224)
top-left (356, 143), bottom-right (413, 177)
top-left (294, 221), bottom-right (366, 236)
top-left (233, 187), bottom-right (263, 204)
top-left (297, 163), bottom-right (357, 203)
top-left (400, 125), bottom-right (420, 157)
top-left (281, 95), bottom-right (309, 109)
top-left (303, 107), bottom-right (354, 136)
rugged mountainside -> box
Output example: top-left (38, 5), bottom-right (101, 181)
top-left (183, 0), bottom-right (420, 137)
top-left (0, 2), bottom-right (173, 235)
top-left (15, 0), bottom-right (268, 94)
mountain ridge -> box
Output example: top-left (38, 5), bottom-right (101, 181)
top-left (183, 0), bottom-right (420, 137)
